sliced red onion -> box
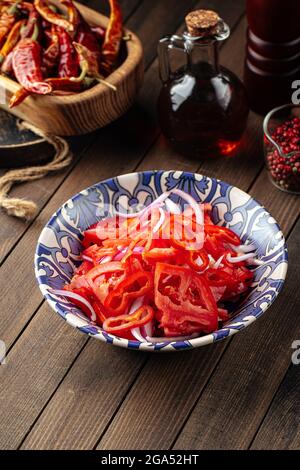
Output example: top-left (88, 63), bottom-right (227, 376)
top-left (82, 255), bottom-right (93, 262)
top-left (249, 258), bottom-right (264, 266)
top-left (99, 255), bottom-right (112, 264)
top-left (142, 320), bottom-right (153, 338)
top-left (214, 255), bottom-right (224, 269)
top-left (165, 198), bottom-right (181, 214)
top-left (51, 289), bottom-right (96, 322)
top-left (114, 246), bottom-right (144, 261)
top-left (227, 252), bottom-right (256, 263)
top-left (133, 246), bottom-right (144, 253)
top-left (146, 333), bottom-right (199, 343)
top-left (113, 248), bottom-right (127, 261)
top-left (128, 296), bottom-right (145, 314)
top-left (128, 296), bottom-right (148, 342)
top-left (195, 256), bottom-right (204, 267)
top-left (114, 192), bottom-right (171, 219)
top-left (131, 327), bottom-right (148, 342)
top-left (152, 207), bottom-right (166, 234)
top-left (231, 243), bottom-right (256, 253)
top-left (208, 254), bottom-right (216, 265)
top-left (171, 189), bottom-right (204, 226)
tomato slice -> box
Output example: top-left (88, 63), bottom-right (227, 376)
top-left (154, 263), bottom-right (218, 336)
top-left (103, 305), bottom-right (154, 335)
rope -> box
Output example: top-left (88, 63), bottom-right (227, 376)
top-left (0, 121), bottom-right (73, 220)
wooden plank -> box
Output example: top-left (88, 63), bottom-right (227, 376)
top-left (0, 303), bottom-right (147, 450)
top-left (0, 303), bottom-right (87, 450)
top-left (126, 0), bottom-right (199, 67)
top-left (172, 214), bottom-right (300, 450)
top-left (15, 0), bottom-right (246, 451)
top-left (251, 244), bottom-right (300, 448)
top-left (0, 0), bottom-right (141, 265)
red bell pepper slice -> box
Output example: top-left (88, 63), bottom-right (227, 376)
top-left (86, 261), bottom-right (125, 281)
top-left (103, 305), bottom-right (154, 335)
top-left (154, 263), bottom-right (218, 336)
top-left (104, 271), bottom-right (153, 315)
top-left (205, 224), bottom-right (241, 246)
top-left (186, 250), bottom-right (209, 271)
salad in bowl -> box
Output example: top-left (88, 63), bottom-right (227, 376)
top-left (35, 171), bottom-right (288, 352)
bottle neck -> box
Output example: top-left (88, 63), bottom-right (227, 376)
top-left (182, 22), bottom-right (229, 74)
top-left (185, 38), bottom-right (219, 74)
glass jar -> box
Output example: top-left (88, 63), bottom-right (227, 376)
top-left (157, 9), bottom-right (249, 159)
top-left (264, 104), bottom-right (300, 194)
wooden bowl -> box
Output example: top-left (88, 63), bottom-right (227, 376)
top-left (0, 1), bottom-right (144, 136)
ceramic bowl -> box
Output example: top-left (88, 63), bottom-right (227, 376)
top-left (35, 170), bottom-right (288, 352)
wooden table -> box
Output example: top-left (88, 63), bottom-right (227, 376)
top-left (0, 0), bottom-right (300, 451)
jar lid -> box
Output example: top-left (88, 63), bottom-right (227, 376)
top-left (185, 9), bottom-right (220, 37)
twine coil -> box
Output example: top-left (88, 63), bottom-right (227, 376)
top-left (0, 121), bottom-right (72, 220)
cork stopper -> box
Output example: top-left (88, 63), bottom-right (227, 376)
top-left (185, 9), bottom-right (220, 37)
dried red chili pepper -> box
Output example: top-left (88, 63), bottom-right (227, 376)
top-left (62, 0), bottom-right (102, 59)
top-left (0, 18), bottom-right (25, 63)
top-left (1, 50), bottom-right (13, 74)
top-left (61, 0), bottom-right (80, 32)
top-left (11, 24), bottom-right (52, 95)
top-left (34, 0), bottom-right (74, 32)
top-left (0, 0), bottom-right (21, 48)
top-left (101, 0), bottom-right (123, 75)
top-left (91, 25), bottom-right (106, 44)
top-left (45, 76), bottom-right (82, 92)
top-left (42, 25), bottom-right (59, 76)
top-left (57, 26), bottom-right (78, 78)
top-left (20, 5), bottom-right (39, 39)
top-left (9, 86), bottom-right (29, 107)
top-left (72, 41), bottom-right (116, 90)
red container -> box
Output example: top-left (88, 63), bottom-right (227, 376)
top-left (244, 0), bottom-right (300, 114)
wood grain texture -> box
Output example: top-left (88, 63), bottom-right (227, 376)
top-left (0, 1), bottom-right (144, 136)
top-left (0, 303), bottom-right (87, 450)
top-left (251, 242), bottom-right (300, 448)
top-left (21, 340), bottom-right (147, 450)
top-left (172, 211), bottom-right (299, 450)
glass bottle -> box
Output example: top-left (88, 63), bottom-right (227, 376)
top-left (157, 9), bottom-right (249, 159)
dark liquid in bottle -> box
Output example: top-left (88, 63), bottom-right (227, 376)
top-left (158, 62), bottom-right (249, 158)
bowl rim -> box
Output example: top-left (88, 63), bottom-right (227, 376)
top-left (35, 170), bottom-right (288, 352)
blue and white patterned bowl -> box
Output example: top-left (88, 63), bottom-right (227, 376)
top-left (35, 171), bottom-right (288, 352)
